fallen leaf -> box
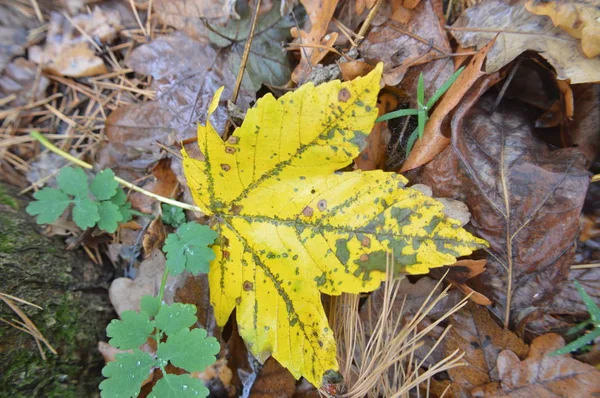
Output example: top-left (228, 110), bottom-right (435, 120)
top-left (154, 0), bottom-right (237, 40)
top-left (174, 274), bottom-right (216, 332)
top-left (291, 0), bottom-right (340, 84)
top-left (0, 26), bottom-right (27, 73)
top-left (29, 8), bottom-right (122, 77)
top-left (360, 0), bottom-right (453, 89)
top-left (445, 303), bottom-right (528, 396)
top-left (449, 0), bottom-right (600, 84)
top-left (0, 57), bottom-right (49, 108)
top-left (99, 32), bottom-right (250, 175)
top-left (207, 0), bottom-right (295, 93)
top-left (471, 334), bottom-right (600, 397)
top-left (109, 249), bottom-right (181, 316)
top-left (400, 39), bottom-right (498, 172)
top-left (339, 60), bottom-right (374, 82)
top-left (130, 158), bottom-right (180, 214)
top-left (142, 218), bottom-right (166, 257)
top-left (355, 92), bottom-right (397, 170)
top-left (568, 84), bottom-right (600, 165)
top-left (431, 259), bottom-right (492, 306)
top-left (182, 67), bottom-right (486, 386)
top-left (525, 0), bottom-right (600, 58)
top-left (249, 357), bottom-right (296, 397)
top-left (417, 92), bottom-right (590, 331)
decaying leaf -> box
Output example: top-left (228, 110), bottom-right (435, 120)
top-left (291, 0), bottom-right (339, 84)
top-left (182, 66), bottom-right (487, 386)
top-left (449, 0), bottom-right (600, 84)
top-left (208, 0), bottom-right (295, 92)
top-left (249, 357), bottom-right (297, 397)
top-left (446, 303), bottom-right (528, 396)
top-left (0, 57), bottom-right (49, 108)
top-left (29, 8), bottom-right (122, 77)
top-left (525, 0), bottom-right (600, 58)
top-left (432, 259), bottom-right (491, 305)
top-left (360, 0), bottom-right (453, 90)
top-left (100, 32), bottom-right (250, 174)
top-left (154, 0), bottom-right (238, 40)
top-left (471, 334), bottom-right (600, 397)
top-left (418, 93), bottom-right (590, 331)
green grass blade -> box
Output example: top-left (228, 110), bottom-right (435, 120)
top-left (425, 66), bottom-right (464, 109)
top-left (549, 327), bottom-right (600, 356)
top-left (405, 128), bottom-right (419, 157)
top-left (375, 108), bottom-right (419, 122)
top-left (417, 73), bottom-right (425, 106)
top-left (573, 280), bottom-right (600, 324)
top-left (417, 109), bottom-right (426, 138)
top-left (566, 319), bottom-right (594, 336)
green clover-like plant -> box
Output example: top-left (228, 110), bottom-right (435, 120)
top-left (26, 167), bottom-right (133, 233)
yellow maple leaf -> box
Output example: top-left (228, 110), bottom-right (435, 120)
top-left (182, 64), bottom-right (487, 387)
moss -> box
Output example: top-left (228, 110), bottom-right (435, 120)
top-left (0, 184), bottom-right (114, 397)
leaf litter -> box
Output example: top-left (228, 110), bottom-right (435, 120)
top-left (2, 0), bottom-right (600, 396)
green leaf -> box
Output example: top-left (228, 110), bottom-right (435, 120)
top-left (426, 66), bottom-right (464, 109)
top-left (162, 222), bottom-right (217, 275)
top-left (155, 303), bottom-right (197, 335)
top-left (57, 167), bottom-right (89, 198)
top-left (148, 374), bottom-right (209, 398)
top-left (207, 1), bottom-right (295, 92)
top-left (162, 204), bottom-right (186, 228)
top-left (72, 197), bottom-right (100, 229)
top-left (26, 188), bottom-right (71, 224)
top-left (97, 201), bottom-right (124, 233)
top-left (91, 169), bottom-right (119, 201)
top-left (100, 349), bottom-right (156, 398)
top-left (106, 310), bottom-right (155, 350)
top-left (110, 188), bottom-right (128, 206)
top-left (141, 295), bottom-right (161, 318)
top-left (157, 328), bottom-right (219, 373)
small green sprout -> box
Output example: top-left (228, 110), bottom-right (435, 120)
top-left (549, 280), bottom-right (600, 356)
top-left (376, 67), bottom-right (464, 156)
top-left (26, 167), bottom-right (132, 233)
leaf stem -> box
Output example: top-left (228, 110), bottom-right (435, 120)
top-left (30, 131), bottom-right (203, 213)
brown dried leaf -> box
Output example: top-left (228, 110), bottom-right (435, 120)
top-left (432, 260), bottom-right (492, 306)
top-left (154, 0), bottom-right (237, 40)
top-left (100, 32), bottom-right (251, 174)
top-left (417, 93), bottom-right (590, 331)
top-left (0, 57), bottom-right (49, 108)
top-left (400, 39), bottom-right (497, 172)
top-left (291, 0), bottom-right (339, 84)
top-left (446, 303), bottom-right (528, 396)
top-left (568, 84), bottom-right (600, 165)
top-left (525, 0), bottom-right (600, 58)
top-left (0, 27), bottom-right (27, 72)
top-left (449, 0), bottom-right (600, 84)
top-left (471, 334), bottom-right (600, 397)
top-left (30, 8), bottom-right (121, 77)
top-left (355, 92), bottom-right (397, 170)
top-left (249, 357), bottom-right (296, 397)
top-left (142, 218), bottom-right (166, 257)
top-left (360, 0), bottom-right (453, 89)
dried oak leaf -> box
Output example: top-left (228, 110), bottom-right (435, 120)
top-left (525, 0), bottom-right (600, 58)
top-left (417, 93), bottom-right (590, 332)
top-left (446, 303), bottom-right (528, 396)
top-left (471, 334), bottom-right (600, 397)
top-left (449, 0), bottom-right (600, 84)
top-left (182, 66), bottom-right (486, 386)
